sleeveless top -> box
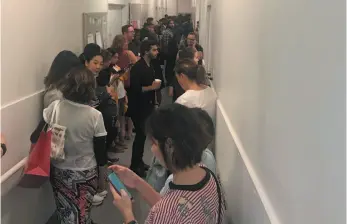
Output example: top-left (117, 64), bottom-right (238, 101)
top-left (116, 50), bottom-right (131, 70)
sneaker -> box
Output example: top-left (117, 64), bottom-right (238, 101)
top-left (108, 145), bottom-right (125, 153)
top-left (115, 141), bottom-right (128, 148)
top-left (92, 194), bottom-right (104, 206)
top-left (97, 190), bottom-right (108, 198)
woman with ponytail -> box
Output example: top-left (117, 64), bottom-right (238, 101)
top-left (174, 59), bottom-right (217, 123)
top-left (146, 59), bottom-right (217, 192)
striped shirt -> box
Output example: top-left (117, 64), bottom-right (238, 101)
top-left (145, 167), bottom-right (226, 224)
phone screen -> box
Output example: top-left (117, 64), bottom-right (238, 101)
top-left (108, 172), bottom-right (133, 199)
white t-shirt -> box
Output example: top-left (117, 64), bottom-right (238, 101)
top-left (43, 88), bottom-right (63, 109)
top-left (43, 100), bottom-right (107, 170)
top-left (117, 81), bottom-right (126, 99)
top-left (175, 87), bottom-right (217, 123)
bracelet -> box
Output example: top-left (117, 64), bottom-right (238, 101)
top-left (125, 221), bottom-right (138, 224)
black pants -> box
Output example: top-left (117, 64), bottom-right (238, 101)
top-left (130, 112), bottom-right (152, 170)
top-left (104, 115), bottom-right (118, 150)
top-left (165, 56), bottom-right (177, 86)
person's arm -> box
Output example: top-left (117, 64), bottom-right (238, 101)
top-left (93, 136), bottom-right (107, 166)
top-left (130, 65), bottom-right (159, 93)
top-left (168, 86), bottom-right (174, 97)
top-left (135, 175), bottom-right (162, 207)
top-left (93, 113), bottom-right (108, 166)
top-left (30, 119), bottom-right (47, 144)
top-left (126, 50), bottom-right (138, 64)
top-left (109, 165), bottom-right (162, 207)
top-left (125, 94), bottom-right (128, 104)
top-left (142, 83), bottom-right (159, 92)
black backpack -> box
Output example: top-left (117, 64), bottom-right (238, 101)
top-left (95, 86), bottom-right (118, 119)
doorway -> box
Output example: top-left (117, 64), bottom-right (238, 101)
top-left (205, 5), bottom-right (213, 74)
top-left (108, 5), bottom-right (123, 47)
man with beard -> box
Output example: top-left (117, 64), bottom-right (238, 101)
top-left (127, 40), bottom-right (161, 176)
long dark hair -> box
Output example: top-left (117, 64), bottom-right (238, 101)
top-left (44, 51), bottom-right (80, 89)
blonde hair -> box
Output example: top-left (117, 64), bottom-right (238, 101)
top-left (111, 35), bottom-right (126, 53)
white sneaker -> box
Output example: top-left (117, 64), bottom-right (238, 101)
top-left (97, 190), bottom-right (108, 198)
top-left (92, 194), bottom-right (104, 206)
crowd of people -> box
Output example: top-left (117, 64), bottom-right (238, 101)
top-left (34, 14), bottom-right (225, 224)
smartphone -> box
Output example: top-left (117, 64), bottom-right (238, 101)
top-left (111, 67), bottom-right (125, 74)
top-left (108, 172), bottom-right (133, 200)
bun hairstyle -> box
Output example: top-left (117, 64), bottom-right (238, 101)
top-left (79, 43), bottom-right (102, 64)
top-left (146, 104), bottom-right (211, 171)
top-left (174, 58), bottom-right (207, 85)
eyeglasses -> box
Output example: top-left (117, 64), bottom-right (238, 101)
top-left (187, 38), bottom-right (196, 41)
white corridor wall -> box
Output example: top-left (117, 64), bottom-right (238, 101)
top-left (197, 0), bottom-right (345, 223)
top-left (1, 0), bottom-right (108, 223)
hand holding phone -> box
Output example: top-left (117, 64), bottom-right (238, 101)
top-left (109, 180), bottom-right (135, 221)
top-left (108, 172), bottom-right (133, 200)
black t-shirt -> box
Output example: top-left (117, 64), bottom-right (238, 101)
top-left (128, 58), bottom-right (156, 118)
top-left (97, 68), bottom-right (111, 86)
top-left (151, 58), bottom-right (164, 89)
top-left (128, 41), bottom-right (140, 56)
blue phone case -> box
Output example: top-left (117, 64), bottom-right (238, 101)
top-left (108, 172), bottom-right (133, 199)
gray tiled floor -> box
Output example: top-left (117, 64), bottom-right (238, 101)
top-left (92, 137), bottom-right (153, 224)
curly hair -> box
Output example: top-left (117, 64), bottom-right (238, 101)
top-left (58, 66), bottom-right (96, 104)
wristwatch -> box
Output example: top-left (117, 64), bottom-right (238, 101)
top-left (126, 221), bottom-right (138, 224)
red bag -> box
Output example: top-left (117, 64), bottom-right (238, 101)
top-left (19, 129), bottom-right (52, 188)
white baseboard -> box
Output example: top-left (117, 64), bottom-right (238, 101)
top-left (1, 90), bottom-right (44, 193)
top-left (215, 100), bottom-right (280, 224)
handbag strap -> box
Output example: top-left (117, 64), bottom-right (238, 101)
top-left (50, 101), bottom-right (60, 124)
top-left (203, 167), bottom-right (222, 224)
